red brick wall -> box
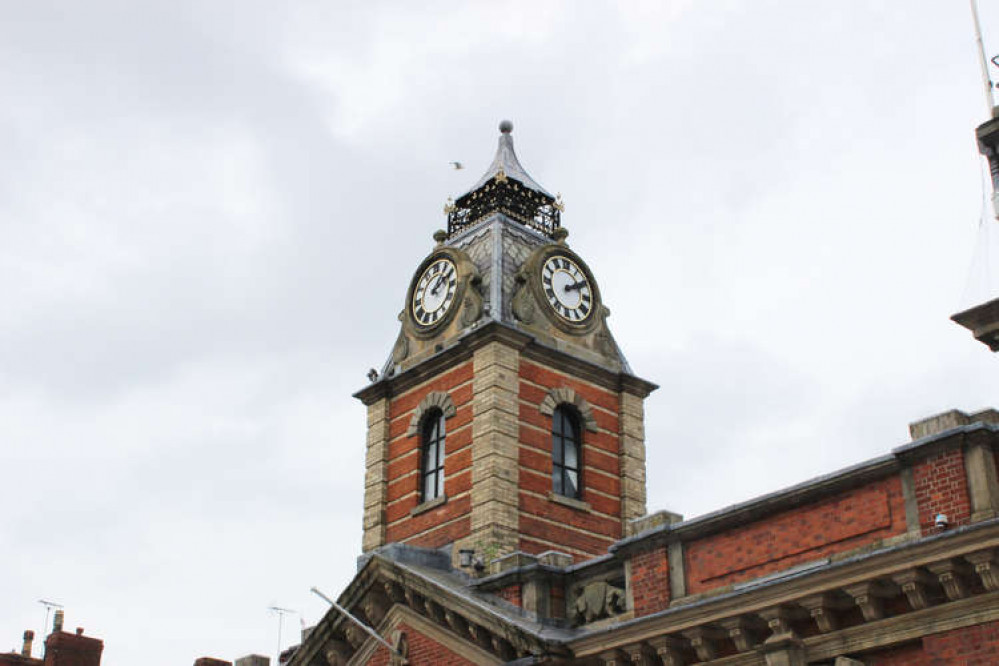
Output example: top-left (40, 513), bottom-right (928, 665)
top-left (629, 545), bottom-right (671, 617)
top-left (385, 362), bottom-right (474, 547)
top-left (495, 584), bottom-right (522, 607)
top-left (685, 477), bottom-right (907, 594)
top-left (913, 448), bottom-right (972, 534)
top-left (517, 360), bottom-right (622, 559)
top-left (42, 632), bottom-right (103, 666)
top-left (863, 621), bottom-right (999, 665)
top-left (924, 620), bottom-right (999, 664)
top-left (365, 622), bottom-right (478, 666)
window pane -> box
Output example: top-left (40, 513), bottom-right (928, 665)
top-left (436, 468), bottom-right (445, 497)
top-left (565, 470), bottom-right (579, 498)
top-left (566, 415), bottom-right (578, 442)
top-left (564, 439), bottom-right (578, 469)
top-left (552, 435), bottom-right (563, 464)
top-left (424, 441), bottom-right (437, 469)
top-left (424, 472), bottom-right (435, 500)
top-left (552, 466), bottom-right (563, 495)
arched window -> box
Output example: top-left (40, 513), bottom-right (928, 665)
top-left (552, 405), bottom-right (581, 499)
top-left (421, 408), bottom-right (446, 502)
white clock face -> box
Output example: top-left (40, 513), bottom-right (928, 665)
top-left (541, 255), bottom-right (593, 323)
top-left (412, 257), bottom-right (458, 328)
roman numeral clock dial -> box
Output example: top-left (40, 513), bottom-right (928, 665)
top-left (542, 255), bottom-right (593, 323)
top-left (411, 257), bottom-right (458, 329)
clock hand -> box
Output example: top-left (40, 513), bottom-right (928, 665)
top-left (564, 281), bottom-right (586, 292)
top-left (430, 275), bottom-right (444, 295)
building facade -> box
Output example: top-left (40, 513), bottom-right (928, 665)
top-left (281, 122), bottom-right (999, 666)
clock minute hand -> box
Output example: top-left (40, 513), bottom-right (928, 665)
top-left (430, 275), bottom-right (444, 295)
top-left (564, 281), bottom-right (586, 292)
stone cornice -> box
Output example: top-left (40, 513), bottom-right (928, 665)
top-left (353, 320), bottom-right (657, 405)
top-left (570, 519), bottom-right (999, 656)
top-left (892, 422), bottom-right (998, 463)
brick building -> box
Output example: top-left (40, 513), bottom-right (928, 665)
top-left (1, 612), bottom-right (103, 666)
top-left (275, 120), bottom-right (999, 666)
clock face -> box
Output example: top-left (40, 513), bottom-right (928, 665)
top-left (541, 255), bottom-right (593, 323)
top-left (412, 257), bottom-right (458, 328)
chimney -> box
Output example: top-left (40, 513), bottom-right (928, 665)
top-left (22, 630), bottom-right (34, 657)
top-left (52, 610), bottom-right (64, 634)
top-left (234, 656), bottom-right (270, 666)
top-left (43, 626), bottom-right (103, 666)
top-left (193, 659), bottom-right (232, 666)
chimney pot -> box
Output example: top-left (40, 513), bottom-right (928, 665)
top-left (22, 629), bottom-right (34, 657)
top-left (77, 627), bottom-right (84, 635)
top-left (53, 609), bottom-right (64, 633)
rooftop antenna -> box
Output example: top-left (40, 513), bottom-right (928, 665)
top-left (37, 599), bottom-right (62, 658)
top-left (37, 600), bottom-right (62, 638)
top-left (267, 606), bottom-right (296, 664)
top-left (970, 0), bottom-right (997, 117)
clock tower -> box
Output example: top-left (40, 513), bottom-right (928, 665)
top-left (354, 122), bottom-right (656, 565)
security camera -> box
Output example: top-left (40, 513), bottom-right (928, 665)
top-left (935, 513), bottom-right (949, 530)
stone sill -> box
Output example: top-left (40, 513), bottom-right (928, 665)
top-left (548, 492), bottom-right (591, 512)
top-left (410, 495), bottom-right (447, 516)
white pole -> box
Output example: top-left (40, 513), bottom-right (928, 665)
top-left (970, 0), bottom-right (996, 115)
top-left (309, 587), bottom-right (400, 656)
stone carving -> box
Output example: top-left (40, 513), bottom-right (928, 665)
top-left (573, 581), bottom-right (626, 624)
top-left (389, 630), bottom-right (409, 666)
top-left (460, 275), bottom-right (484, 327)
top-left (510, 274), bottom-right (535, 324)
top-left (391, 328), bottom-right (409, 364)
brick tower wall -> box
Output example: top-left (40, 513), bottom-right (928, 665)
top-left (382, 361), bottom-right (475, 548)
top-left (517, 359), bottom-right (627, 558)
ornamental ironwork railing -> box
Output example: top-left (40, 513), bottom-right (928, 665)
top-left (447, 178), bottom-right (561, 239)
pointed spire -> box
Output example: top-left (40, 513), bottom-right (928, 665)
top-left (459, 120), bottom-right (553, 200)
top-left (446, 121), bottom-right (562, 239)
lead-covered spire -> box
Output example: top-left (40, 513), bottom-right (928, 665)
top-left (446, 121), bottom-right (562, 239)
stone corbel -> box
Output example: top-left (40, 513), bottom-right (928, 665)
top-left (443, 610), bottom-right (465, 635)
top-left (798, 593), bottom-right (843, 633)
top-left (624, 642), bottom-right (658, 666)
top-left (720, 616), bottom-right (765, 651)
top-left (966, 548), bottom-right (999, 591)
top-left (681, 626), bottom-right (724, 662)
top-left (891, 568), bottom-right (936, 611)
top-left (646, 637), bottom-right (685, 666)
top-left (757, 605), bottom-right (802, 640)
top-left (927, 559), bottom-right (972, 601)
top-left (842, 581), bottom-right (894, 622)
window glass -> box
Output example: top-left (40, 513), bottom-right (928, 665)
top-left (552, 405), bottom-right (581, 499)
top-left (421, 409), bottom-right (446, 502)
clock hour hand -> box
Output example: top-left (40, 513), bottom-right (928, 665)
top-left (564, 280), bottom-right (586, 292)
top-left (430, 275), bottom-right (445, 295)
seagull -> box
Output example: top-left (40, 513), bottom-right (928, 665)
top-left (449, 161), bottom-right (464, 170)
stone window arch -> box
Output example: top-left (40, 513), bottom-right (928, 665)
top-left (539, 387), bottom-right (598, 433)
top-left (406, 391), bottom-right (457, 436)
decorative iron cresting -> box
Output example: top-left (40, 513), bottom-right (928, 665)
top-left (447, 177), bottom-right (561, 239)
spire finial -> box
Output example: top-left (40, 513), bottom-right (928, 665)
top-left (499, 119), bottom-right (513, 134)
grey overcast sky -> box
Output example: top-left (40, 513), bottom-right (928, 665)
top-left (3, 2), bottom-right (999, 664)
